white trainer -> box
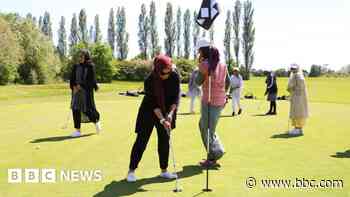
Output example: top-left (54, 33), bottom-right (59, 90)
top-left (288, 129), bottom-right (301, 136)
top-left (295, 129), bottom-right (302, 135)
top-left (288, 129), bottom-right (296, 135)
top-left (71, 131), bottom-right (81, 137)
top-left (160, 172), bottom-right (178, 179)
top-left (126, 172), bottom-right (137, 182)
top-left (95, 122), bottom-right (102, 134)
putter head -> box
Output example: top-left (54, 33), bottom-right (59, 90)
top-left (173, 188), bottom-right (182, 192)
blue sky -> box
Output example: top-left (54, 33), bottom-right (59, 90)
top-left (1, 0), bottom-right (349, 70)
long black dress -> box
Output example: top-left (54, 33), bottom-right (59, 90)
top-left (70, 63), bottom-right (100, 124)
top-left (135, 72), bottom-right (180, 133)
top-left (129, 71), bottom-right (180, 170)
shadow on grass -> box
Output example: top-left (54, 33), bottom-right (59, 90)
top-left (220, 115), bottom-right (233, 118)
top-left (192, 191), bottom-right (205, 197)
top-left (94, 165), bottom-right (209, 197)
top-left (30, 133), bottom-right (95, 143)
top-left (331, 150), bottom-right (350, 158)
top-left (271, 132), bottom-right (303, 139)
top-left (252, 114), bottom-right (272, 117)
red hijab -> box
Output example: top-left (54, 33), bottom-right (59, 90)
top-left (152, 55), bottom-right (173, 113)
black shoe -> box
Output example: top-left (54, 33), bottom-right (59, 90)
top-left (270, 112), bottom-right (277, 115)
top-left (265, 111), bottom-right (272, 115)
top-left (232, 112), bottom-right (235, 117)
top-left (238, 109), bottom-right (242, 115)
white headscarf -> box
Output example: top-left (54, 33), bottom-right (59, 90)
top-left (289, 63), bottom-right (304, 79)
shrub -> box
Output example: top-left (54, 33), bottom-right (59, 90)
top-left (113, 59), bottom-right (152, 81)
top-left (91, 43), bottom-right (115, 83)
top-left (0, 64), bottom-right (17, 85)
top-left (173, 58), bottom-right (196, 83)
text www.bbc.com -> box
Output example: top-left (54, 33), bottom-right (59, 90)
top-left (246, 177), bottom-right (344, 189)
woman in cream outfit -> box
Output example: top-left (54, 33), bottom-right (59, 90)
top-left (287, 63), bottom-right (309, 135)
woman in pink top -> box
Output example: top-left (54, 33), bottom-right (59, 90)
top-left (195, 39), bottom-right (231, 167)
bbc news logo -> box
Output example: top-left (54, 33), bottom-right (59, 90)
top-left (8, 169), bottom-right (102, 183)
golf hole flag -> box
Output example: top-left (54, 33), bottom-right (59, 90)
top-left (196, 0), bottom-right (220, 30)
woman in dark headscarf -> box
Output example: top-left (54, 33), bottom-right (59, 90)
top-left (264, 71), bottom-right (278, 115)
top-left (69, 49), bottom-right (101, 137)
top-left (126, 54), bottom-right (180, 182)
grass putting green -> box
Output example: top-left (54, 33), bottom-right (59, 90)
top-left (0, 77), bottom-right (349, 197)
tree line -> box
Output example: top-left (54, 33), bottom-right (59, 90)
top-left (0, 0), bottom-right (256, 85)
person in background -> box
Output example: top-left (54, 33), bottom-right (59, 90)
top-left (230, 67), bottom-right (243, 116)
top-left (70, 49), bottom-right (101, 137)
top-left (265, 71), bottom-right (278, 115)
top-left (188, 69), bottom-right (202, 114)
top-left (126, 55), bottom-right (180, 182)
top-left (287, 63), bottom-right (309, 136)
top-left (195, 38), bottom-right (230, 167)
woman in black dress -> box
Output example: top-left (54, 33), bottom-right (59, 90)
top-left (69, 49), bottom-right (101, 137)
top-left (126, 55), bottom-right (180, 182)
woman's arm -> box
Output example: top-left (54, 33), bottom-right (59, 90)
top-left (92, 66), bottom-right (98, 91)
top-left (225, 71), bottom-right (231, 92)
top-left (70, 65), bottom-right (77, 90)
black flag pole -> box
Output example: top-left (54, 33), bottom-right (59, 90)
top-left (196, 0), bottom-right (220, 192)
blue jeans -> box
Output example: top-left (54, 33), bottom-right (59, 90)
top-left (199, 102), bottom-right (225, 160)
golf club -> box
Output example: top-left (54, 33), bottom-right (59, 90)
top-left (61, 108), bottom-right (71, 130)
top-left (257, 97), bottom-right (265, 111)
top-left (166, 127), bottom-right (182, 193)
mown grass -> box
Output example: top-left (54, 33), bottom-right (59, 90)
top-left (0, 77), bottom-right (349, 197)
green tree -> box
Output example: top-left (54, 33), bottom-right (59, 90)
top-left (18, 21), bottom-right (61, 84)
top-left (164, 2), bottom-right (176, 57)
top-left (242, 0), bottom-right (255, 80)
top-left (233, 0), bottom-right (242, 68)
top-left (309, 65), bottom-right (322, 77)
top-left (94, 14), bottom-right (102, 43)
top-left (149, 1), bottom-right (161, 57)
top-left (176, 7), bottom-right (182, 58)
top-left (38, 16), bottom-right (43, 30)
top-left (192, 11), bottom-right (200, 59)
top-left (183, 9), bottom-right (191, 59)
top-left (224, 11), bottom-right (232, 67)
top-left (116, 7), bottom-right (129, 60)
top-left (57, 16), bottom-right (67, 59)
top-left (69, 14), bottom-right (79, 50)
top-left (138, 3), bottom-right (150, 59)
top-left (89, 25), bottom-right (94, 43)
top-left (79, 9), bottom-right (88, 44)
top-left (0, 17), bottom-right (22, 84)
top-left (107, 8), bottom-right (116, 54)
top-left (91, 43), bottom-right (116, 82)
top-left (41, 11), bottom-right (53, 40)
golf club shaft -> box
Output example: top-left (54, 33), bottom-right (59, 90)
top-left (166, 128), bottom-right (181, 191)
top-left (62, 108), bottom-right (71, 129)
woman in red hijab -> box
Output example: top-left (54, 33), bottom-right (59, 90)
top-left (126, 55), bottom-right (180, 182)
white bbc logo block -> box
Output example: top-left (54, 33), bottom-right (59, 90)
top-left (8, 169), bottom-right (22, 183)
top-left (25, 169), bottom-right (40, 183)
top-left (41, 169), bottom-right (56, 183)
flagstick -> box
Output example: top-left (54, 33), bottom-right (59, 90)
top-left (203, 46), bottom-right (212, 192)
